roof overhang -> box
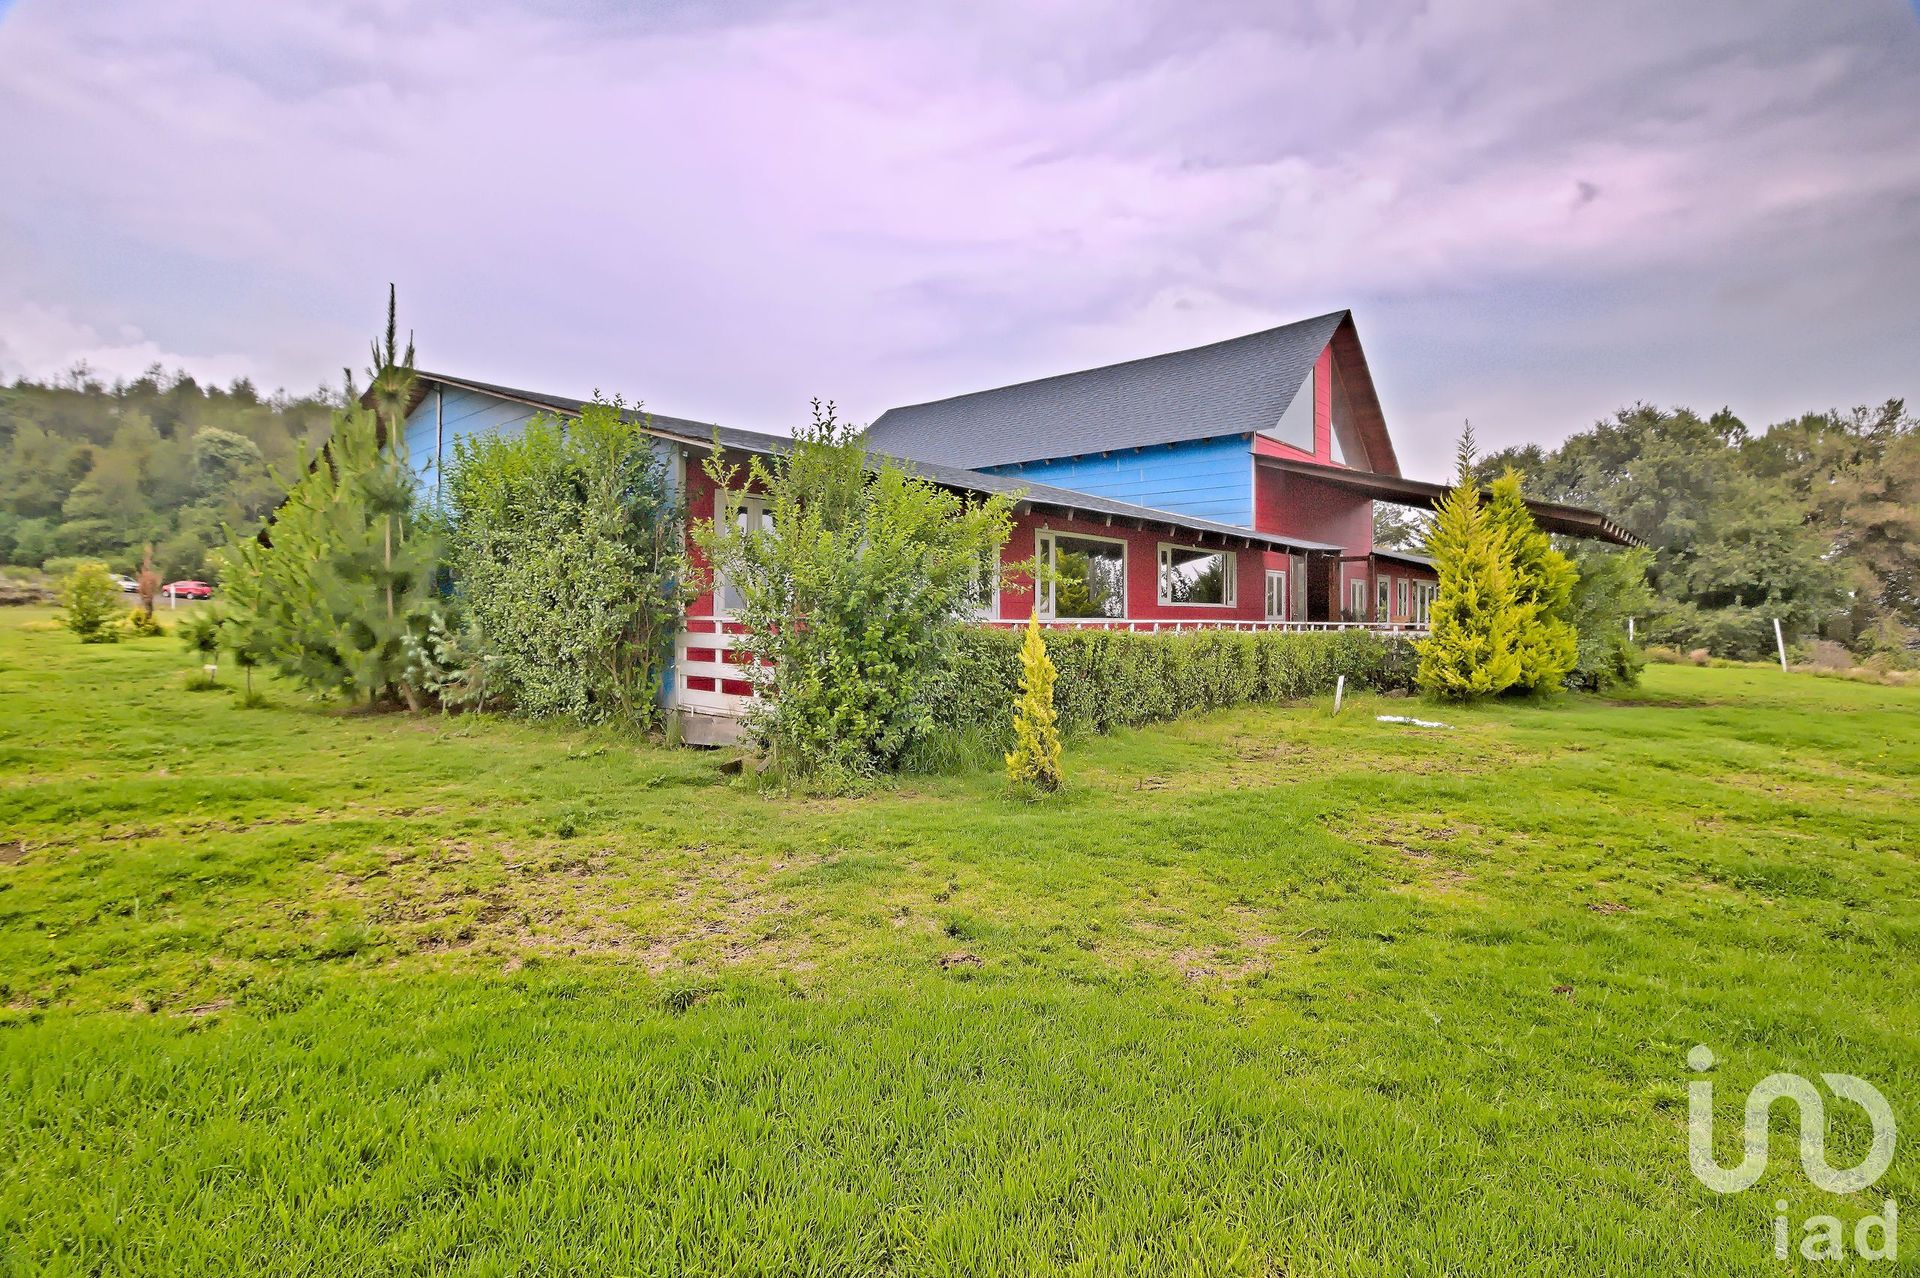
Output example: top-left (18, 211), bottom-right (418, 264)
top-left (1257, 454), bottom-right (1644, 547)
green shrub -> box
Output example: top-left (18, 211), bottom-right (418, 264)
top-left (444, 397), bottom-right (683, 727)
top-left (55, 561), bottom-right (123, 643)
top-left (927, 626), bottom-right (1413, 750)
top-left (1565, 545), bottom-right (1653, 690)
top-left (693, 402), bottom-right (1015, 782)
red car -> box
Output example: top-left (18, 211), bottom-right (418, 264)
top-left (164, 580), bottom-right (214, 599)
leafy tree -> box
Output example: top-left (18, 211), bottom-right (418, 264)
top-left (694, 401), bottom-right (1016, 782)
top-left (56, 561), bottom-right (122, 643)
top-left (1483, 469), bottom-right (1578, 693)
top-left (1565, 545), bottom-right (1653, 691)
top-left (1416, 428), bottom-right (1523, 699)
top-left (1005, 612), bottom-right (1063, 791)
top-left (444, 397), bottom-right (686, 726)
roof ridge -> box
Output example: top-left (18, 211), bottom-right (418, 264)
top-left (880, 309), bottom-right (1350, 415)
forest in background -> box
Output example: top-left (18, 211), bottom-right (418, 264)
top-left (0, 366), bottom-right (337, 581)
top-left (1375, 400), bottom-right (1919, 661)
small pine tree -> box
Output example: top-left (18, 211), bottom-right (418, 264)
top-left (1484, 469), bottom-right (1579, 692)
top-left (1416, 426), bottom-right (1523, 699)
top-left (1005, 612), bottom-right (1063, 791)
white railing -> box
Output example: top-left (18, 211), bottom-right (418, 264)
top-left (674, 617), bottom-right (759, 717)
top-left (980, 617), bottom-right (1430, 636)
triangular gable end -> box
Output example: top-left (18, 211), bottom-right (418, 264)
top-left (1328, 315), bottom-right (1398, 476)
top-left (1255, 315), bottom-right (1399, 477)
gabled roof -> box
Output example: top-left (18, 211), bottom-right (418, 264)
top-left (410, 371), bottom-right (1344, 556)
top-left (1257, 454), bottom-right (1644, 547)
top-left (868, 310), bottom-right (1387, 470)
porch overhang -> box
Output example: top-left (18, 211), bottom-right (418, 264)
top-left (1256, 455), bottom-right (1644, 547)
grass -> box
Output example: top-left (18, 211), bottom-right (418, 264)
top-left (2, 606), bottom-right (1917, 1274)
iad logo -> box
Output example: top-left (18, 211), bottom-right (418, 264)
top-left (1688, 1045), bottom-right (1899, 1262)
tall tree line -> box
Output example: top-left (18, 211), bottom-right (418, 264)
top-left (0, 366), bottom-right (337, 579)
top-left (1380, 400), bottom-right (1918, 661)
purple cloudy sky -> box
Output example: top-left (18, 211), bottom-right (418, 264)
top-left (2, 0), bottom-right (1917, 477)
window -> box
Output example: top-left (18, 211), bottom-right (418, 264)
top-left (965, 555), bottom-right (999, 620)
top-left (1037, 531), bottom-right (1126, 619)
top-left (1376, 575), bottom-right (1391, 621)
top-left (1349, 578), bottom-right (1366, 620)
top-left (1264, 570), bottom-right (1288, 621)
top-left (1397, 577), bottom-right (1411, 619)
top-left (1158, 544), bottom-right (1236, 607)
top-left (716, 494), bottom-right (772, 616)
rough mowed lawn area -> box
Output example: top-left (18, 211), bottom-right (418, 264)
top-left (2, 608), bottom-right (1917, 1275)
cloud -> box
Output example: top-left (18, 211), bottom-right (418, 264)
top-left (0, 0), bottom-right (1916, 475)
top-left (0, 301), bottom-right (254, 389)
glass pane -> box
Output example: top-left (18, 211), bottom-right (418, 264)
top-left (1053, 536), bottom-right (1125, 618)
top-left (1161, 546), bottom-right (1232, 605)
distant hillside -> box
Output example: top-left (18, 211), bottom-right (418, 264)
top-left (0, 366), bottom-right (338, 579)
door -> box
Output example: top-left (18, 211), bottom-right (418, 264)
top-left (1264, 570), bottom-right (1288, 621)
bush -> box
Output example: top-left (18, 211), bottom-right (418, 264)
top-left (55, 561), bottom-right (123, 643)
top-left (1565, 545), bottom-right (1653, 691)
top-left (444, 397), bottom-right (683, 727)
top-left (927, 626), bottom-right (1414, 749)
top-left (693, 402), bottom-right (1015, 781)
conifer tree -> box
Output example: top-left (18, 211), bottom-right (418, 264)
top-left (1005, 611), bottom-right (1063, 791)
top-left (222, 406), bottom-right (442, 707)
top-left (1484, 469), bottom-right (1579, 692)
top-left (1416, 426), bottom-right (1524, 699)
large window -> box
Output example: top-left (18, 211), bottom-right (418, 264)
top-left (1376, 575), bottom-right (1391, 620)
top-left (1037, 531), bottom-right (1126, 619)
top-left (1398, 577), bottom-right (1411, 619)
top-left (1158, 544), bottom-right (1236, 607)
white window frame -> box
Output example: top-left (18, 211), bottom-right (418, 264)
top-left (1376, 575), bottom-right (1391, 621)
top-left (1398, 577), bottom-right (1411, 619)
top-left (715, 492), bottom-right (771, 618)
top-left (1349, 578), bottom-right (1366, 619)
top-left (1156, 542), bottom-right (1237, 608)
top-left (1035, 528), bottom-right (1129, 621)
top-left (1264, 569), bottom-right (1288, 621)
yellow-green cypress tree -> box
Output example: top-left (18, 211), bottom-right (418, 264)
top-left (1416, 429), bottom-right (1524, 699)
top-left (1005, 611), bottom-right (1063, 790)
top-left (1484, 469), bottom-right (1579, 692)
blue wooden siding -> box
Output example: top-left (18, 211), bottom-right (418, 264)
top-left (402, 385), bottom-right (543, 498)
top-left (984, 434), bottom-right (1254, 526)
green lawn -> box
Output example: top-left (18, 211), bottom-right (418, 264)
top-left (2, 607), bottom-right (1916, 1275)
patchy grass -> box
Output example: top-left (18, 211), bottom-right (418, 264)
top-left (2, 607), bottom-right (1918, 1274)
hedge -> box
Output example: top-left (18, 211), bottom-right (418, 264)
top-left (926, 626), bottom-right (1417, 743)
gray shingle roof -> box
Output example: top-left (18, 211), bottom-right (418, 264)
top-left (413, 370), bottom-right (1341, 555)
top-left (866, 311), bottom-right (1348, 468)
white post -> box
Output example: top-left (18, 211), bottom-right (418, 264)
top-left (1334, 674), bottom-right (1346, 714)
top-left (167, 586), bottom-right (176, 611)
top-left (1627, 616), bottom-right (1635, 643)
top-left (1773, 618), bottom-right (1789, 673)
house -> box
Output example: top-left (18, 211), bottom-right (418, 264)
top-left (394, 311), bottom-right (1638, 740)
